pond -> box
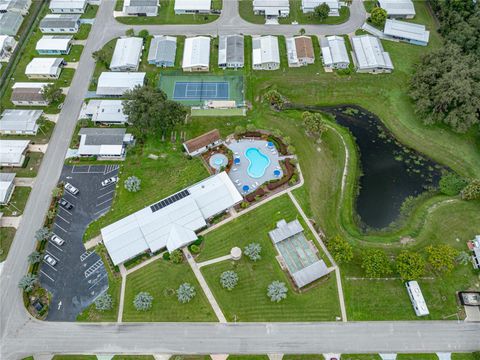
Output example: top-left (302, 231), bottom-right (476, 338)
top-left (324, 106), bottom-right (443, 230)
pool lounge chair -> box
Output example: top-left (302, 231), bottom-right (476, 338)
top-left (233, 168), bottom-right (238, 172)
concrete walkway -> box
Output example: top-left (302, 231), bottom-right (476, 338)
top-left (28, 143), bottom-right (48, 153)
top-left (84, 234), bottom-right (102, 250)
top-left (43, 114), bottom-right (59, 123)
top-left (0, 216), bottom-right (21, 228)
top-left (117, 264), bottom-right (127, 323)
top-left (14, 177), bottom-right (35, 187)
top-left (197, 254), bottom-right (232, 269)
top-left (183, 248), bottom-right (227, 323)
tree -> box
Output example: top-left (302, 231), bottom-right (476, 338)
top-left (95, 293), bottom-right (113, 311)
top-left (326, 235), bottom-right (353, 264)
top-left (244, 243), bottom-right (262, 262)
top-left (27, 251), bottom-right (42, 265)
top-left (170, 249), bottom-right (183, 264)
top-left (262, 89), bottom-right (285, 109)
top-left (439, 172), bottom-right (468, 196)
top-left (299, 28), bottom-right (306, 35)
top-left (267, 281), bottom-right (288, 303)
top-left (18, 274), bottom-right (37, 293)
top-left (220, 270), bottom-right (239, 290)
top-left (34, 227), bottom-right (51, 242)
top-left (138, 29), bottom-right (149, 40)
top-left (123, 85), bottom-right (187, 137)
top-left (410, 43), bottom-right (480, 133)
top-left (124, 176), bottom-right (141, 192)
top-left (461, 179), bottom-right (480, 200)
top-left (41, 83), bottom-right (63, 103)
top-left (125, 28), bottom-right (135, 37)
top-left (314, 3), bottom-right (330, 21)
top-left (395, 250), bottom-right (425, 281)
top-left (302, 112), bottom-right (328, 138)
top-left (234, 125), bottom-right (245, 135)
top-left (370, 7), bottom-right (387, 27)
top-left (92, 48), bottom-right (110, 66)
top-left (361, 249), bottom-right (392, 278)
top-left (177, 283), bottom-right (196, 303)
top-left (133, 292), bottom-right (153, 311)
top-left (426, 245), bottom-right (459, 274)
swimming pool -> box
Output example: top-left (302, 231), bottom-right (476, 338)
top-left (245, 147), bottom-right (270, 178)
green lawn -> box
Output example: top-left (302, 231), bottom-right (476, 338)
top-left (227, 356), bottom-right (269, 360)
top-left (122, 259), bottom-right (217, 322)
top-left (283, 356), bottom-right (325, 360)
top-left (341, 356), bottom-right (381, 360)
top-left (239, 0), bottom-right (265, 24)
top-left (113, 356), bottom-right (155, 360)
top-left (397, 355), bottom-right (438, 360)
top-left (0, 120), bottom-right (55, 143)
top-left (115, 0), bottom-right (220, 25)
top-left (198, 195), bottom-right (340, 322)
top-left (77, 246), bottom-right (122, 322)
top-left (279, 2), bottom-right (350, 25)
top-left (170, 357), bottom-right (212, 360)
top-left (0, 227), bottom-right (16, 262)
top-left (0, 186), bottom-right (31, 216)
top-left (0, 152), bottom-right (43, 177)
top-left (52, 356), bottom-right (96, 360)
top-left (73, 24), bottom-right (92, 40)
top-left (363, 0), bottom-right (377, 13)
top-left (88, 38), bottom-right (116, 91)
top-left (84, 136), bottom-right (208, 241)
top-left (80, 4), bottom-right (98, 19)
top-left (452, 354), bottom-right (480, 360)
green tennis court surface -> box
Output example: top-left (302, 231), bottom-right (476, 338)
top-left (159, 74), bottom-right (244, 106)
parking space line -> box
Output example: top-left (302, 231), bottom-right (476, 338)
top-left (56, 213), bottom-right (71, 224)
top-left (40, 270), bottom-right (55, 282)
top-left (94, 206), bottom-right (110, 215)
top-left (99, 183), bottom-right (115, 191)
top-left (49, 242), bottom-right (64, 252)
top-left (98, 189), bottom-right (114, 199)
top-left (88, 273), bottom-right (107, 289)
top-left (59, 207), bottom-right (72, 216)
top-left (80, 251), bottom-right (93, 262)
top-left (96, 197), bottom-right (113, 207)
top-left (85, 259), bottom-right (103, 278)
top-left (54, 223), bottom-right (68, 232)
top-left (45, 251), bottom-right (60, 262)
top-left (43, 260), bottom-right (58, 272)
top-left (64, 191), bottom-right (78, 199)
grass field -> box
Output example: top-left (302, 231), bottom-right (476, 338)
top-left (122, 259), bottom-right (217, 322)
top-left (0, 186), bottom-right (31, 216)
top-left (52, 356), bottom-right (96, 360)
top-left (73, 24), bottom-right (92, 40)
top-left (283, 356), bottom-right (325, 360)
top-left (81, 4), bottom-right (98, 19)
top-left (227, 356), bottom-right (269, 360)
top-left (198, 195), bottom-right (340, 322)
top-left (341, 356), bottom-right (381, 360)
top-left (0, 152), bottom-right (44, 177)
top-left (0, 227), bottom-right (16, 262)
top-left (113, 356), bottom-right (154, 360)
top-left (115, 0), bottom-right (221, 25)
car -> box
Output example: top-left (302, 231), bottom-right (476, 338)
top-left (44, 254), bottom-right (57, 267)
top-left (101, 176), bottom-right (119, 187)
top-left (59, 198), bottom-right (73, 210)
top-left (50, 234), bottom-right (65, 246)
top-left (64, 182), bottom-right (79, 195)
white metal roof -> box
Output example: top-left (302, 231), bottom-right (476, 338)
top-left (269, 219), bottom-right (304, 244)
top-left (0, 35), bottom-right (14, 51)
top-left (148, 35), bottom-right (177, 64)
top-left (0, 109), bottom-right (42, 132)
top-left (110, 37), bottom-right (143, 70)
top-left (406, 280), bottom-right (429, 316)
top-left (321, 35), bottom-right (349, 66)
top-left (292, 260), bottom-right (330, 288)
top-left (182, 36), bottom-right (210, 69)
top-left (285, 37), bottom-right (298, 65)
top-left (384, 19), bottom-right (429, 43)
top-left (49, 0), bottom-right (87, 10)
top-left (174, 0), bottom-right (211, 12)
top-left (25, 57), bottom-right (63, 76)
top-left (351, 35), bottom-right (393, 70)
top-left (96, 72), bottom-right (145, 96)
top-left (0, 173), bottom-right (15, 204)
top-left (88, 100), bottom-right (128, 123)
top-left (378, 0), bottom-right (415, 17)
top-left (302, 0), bottom-right (339, 10)
top-left (253, 0), bottom-right (290, 12)
top-left (36, 35), bottom-right (72, 52)
top-left (102, 172), bottom-right (242, 265)
top-left (252, 35), bottom-right (280, 66)
top-left (12, 82), bottom-right (51, 89)
top-left (0, 139), bottom-right (30, 165)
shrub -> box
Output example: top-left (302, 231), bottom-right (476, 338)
top-left (361, 249), bottom-right (392, 278)
top-left (189, 244), bottom-right (200, 254)
top-left (370, 7), bottom-right (387, 27)
top-left (177, 282), bottom-right (196, 303)
top-left (395, 250), bottom-right (425, 281)
top-left (170, 249), bottom-right (183, 264)
top-left (124, 176), bottom-right (141, 192)
top-left (162, 252), bottom-right (171, 261)
top-left (267, 281), bottom-right (288, 302)
top-left (439, 172), bottom-right (468, 195)
top-left (244, 242), bottom-right (262, 262)
top-left (426, 245), bottom-right (458, 274)
top-left (234, 125), bottom-right (245, 136)
top-left (193, 236), bottom-right (203, 246)
top-left (240, 201), bottom-right (249, 209)
top-left (133, 292), bottom-right (153, 311)
top-left (461, 179), bottom-right (480, 200)
top-left (27, 251), bottom-right (42, 265)
top-left (246, 124), bottom-right (256, 132)
top-left (34, 227), bottom-right (51, 242)
top-left (95, 293), bottom-right (113, 311)
top-left (220, 270), bottom-right (239, 290)
top-left (326, 235), bottom-right (353, 264)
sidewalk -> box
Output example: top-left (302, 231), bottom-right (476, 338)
top-left (197, 254), bottom-right (231, 268)
top-left (14, 177), bottom-right (35, 187)
top-left (0, 216), bottom-right (22, 228)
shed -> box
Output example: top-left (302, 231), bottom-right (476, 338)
top-left (148, 35), bottom-right (176, 67)
top-left (110, 37), bottom-right (143, 72)
top-left (11, 82), bottom-right (52, 106)
top-left (0, 109), bottom-right (42, 135)
top-left (0, 173), bottom-right (16, 205)
top-left (383, 19), bottom-right (429, 46)
top-left (320, 35), bottom-right (350, 69)
top-left (96, 72), bottom-right (145, 96)
top-left (174, 0), bottom-right (211, 14)
top-left (182, 36), bottom-right (210, 72)
top-left (0, 12), bottom-right (22, 35)
top-left (25, 57), bottom-right (64, 78)
top-left (123, 0), bottom-right (158, 16)
top-left (39, 14), bottom-right (81, 33)
top-left (36, 35), bottom-right (72, 55)
top-left (0, 35), bottom-right (15, 59)
top-left (183, 129), bottom-right (221, 156)
top-left (378, 0), bottom-right (415, 19)
top-left (351, 35), bottom-right (393, 73)
top-left (49, 0), bottom-right (87, 14)
top-left (301, 0), bottom-right (340, 16)
top-left (252, 35), bottom-right (280, 71)
top-left (0, 139), bottom-right (30, 167)
top-left (218, 35), bottom-right (244, 69)
top-left (286, 35), bottom-right (314, 67)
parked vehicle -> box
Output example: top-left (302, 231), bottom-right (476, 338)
top-left (101, 176), bottom-right (119, 187)
top-left (44, 254), bottom-right (57, 267)
top-left (64, 182), bottom-right (79, 195)
top-left (50, 234), bottom-right (65, 246)
top-left (59, 198), bottom-right (74, 210)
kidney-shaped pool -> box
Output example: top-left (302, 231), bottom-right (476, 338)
top-left (245, 147), bottom-right (271, 179)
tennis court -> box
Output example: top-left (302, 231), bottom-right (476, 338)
top-left (173, 81), bottom-right (230, 100)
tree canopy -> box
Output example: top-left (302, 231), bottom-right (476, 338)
top-left (122, 85), bottom-right (187, 137)
top-left (395, 251), bottom-right (425, 281)
top-left (267, 281), bottom-right (288, 303)
top-left (361, 249), bottom-right (392, 278)
top-left (244, 243), bottom-right (262, 262)
top-left (370, 7), bottom-right (387, 27)
top-left (326, 235), bottom-right (353, 264)
top-left (314, 3), bottom-right (330, 21)
top-left (439, 171), bottom-right (468, 196)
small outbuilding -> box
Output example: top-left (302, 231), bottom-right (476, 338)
top-left (148, 35), bottom-right (176, 67)
top-left (253, 0), bottom-right (290, 18)
top-left (174, 0), bottom-right (211, 14)
top-left (301, 0), bottom-right (340, 16)
top-left (286, 35), bottom-right (314, 68)
top-left (0, 109), bottom-right (42, 135)
top-left (39, 14), bottom-right (81, 33)
top-left (11, 82), bottom-right (52, 106)
top-left (0, 139), bottom-right (30, 167)
top-left (183, 128), bottom-right (221, 156)
top-left (182, 36), bottom-right (210, 72)
top-left (110, 37), bottom-right (143, 72)
top-left (49, 0), bottom-right (88, 14)
top-left (320, 35), bottom-right (350, 69)
top-left (252, 35), bottom-right (280, 71)
top-left (383, 19), bottom-right (430, 46)
top-left (351, 35), bottom-right (393, 73)
top-left (0, 172), bottom-right (16, 205)
top-left (0, 12), bottom-right (22, 35)
top-left (96, 72), bottom-right (146, 96)
top-left (36, 35), bottom-right (72, 55)
top-left (122, 0), bottom-right (158, 16)
top-left (25, 57), bottom-right (64, 79)
top-left (218, 34), bottom-right (244, 69)
top-left (378, 0), bottom-right (415, 19)
top-left (77, 128), bottom-right (134, 160)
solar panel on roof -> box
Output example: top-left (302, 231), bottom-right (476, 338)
top-left (150, 189), bottom-right (190, 212)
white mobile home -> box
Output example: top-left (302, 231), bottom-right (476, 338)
top-left (320, 35), bottom-right (350, 69)
top-left (110, 37), bottom-right (143, 72)
top-left (253, 0), bottom-right (289, 18)
top-left (218, 35), bottom-right (244, 69)
top-left (351, 35), bottom-right (393, 73)
top-left (0, 0), bottom-right (32, 15)
top-left (286, 35), bottom-right (314, 68)
top-left (148, 35), bottom-right (176, 67)
top-left (301, 0), bottom-right (340, 16)
top-left (77, 128), bottom-right (134, 160)
top-left (25, 57), bottom-right (64, 79)
top-left (36, 35), bottom-right (72, 55)
top-left (49, 0), bottom-right (87, 14)
top-left (0, 173), bottom-right (16, 205)
top-left (84, 100), bottom-right (128, 125)
top-left (122, 0), bottom-right (158, 16)
top-left (252, 35), bottom-right (280, 71)
top-left (39, 14), bottom-right (81, 33)
top-left (383, 19), bottom-right (430, 46)
top-left (0, 35), bottom-right (15, 60)
top-left (174, 0), bottom-right (211, 14)
top-left (0, 139), bottom-right (30, 167)
top-left (182, 36), bottom-right (210, 72)
top-left (406, 281), bottom-right (429, 317)
top-left (378, 0), bottom-right (415, 19)
top-left (96, 72), bottom-right (146, 96)
top-left (0, 109), bottom-right (42, 135)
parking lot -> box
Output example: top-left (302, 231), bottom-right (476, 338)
top-left (39, 165), bottom-right (119, 321)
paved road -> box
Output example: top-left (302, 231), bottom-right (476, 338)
top-left (1, 1), bottom-right (479, 359)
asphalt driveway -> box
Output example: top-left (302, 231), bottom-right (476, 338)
top-left (39, 164), bottom-right (119, 321)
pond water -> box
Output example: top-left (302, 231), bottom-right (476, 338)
top-left (324, 106), bottom-right (443, 230)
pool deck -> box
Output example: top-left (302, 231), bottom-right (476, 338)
top-left (226, 139), bottom-right (284, 195)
